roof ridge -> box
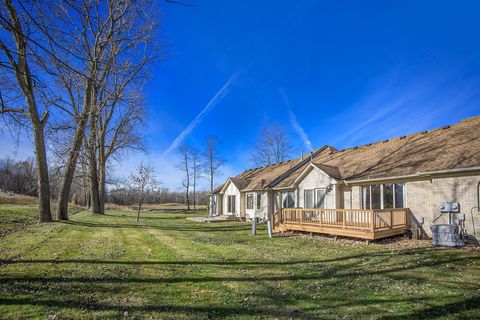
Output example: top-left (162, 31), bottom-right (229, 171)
top-left (337, 116), bottom-right (479, 153)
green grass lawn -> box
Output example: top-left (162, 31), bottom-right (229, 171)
top-left (0, 205), bottom-right (479, 319)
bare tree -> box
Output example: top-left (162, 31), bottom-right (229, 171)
top-left (39, 0), bottom-right (157, 218)
top-left (178, 145), bottom-right (191, 210)
top-left (203, 136), bottom-right (224, 192)
top-left (89, 0), bottom-right (156, 215)
top-left (191, 147), bottom-right (201, 210)
top-left (251, 123), bottom-right (294, 166)
top-left (129, 163), bottom-right (157, 221)
top-left (0, 0), bottom-right (52, 222)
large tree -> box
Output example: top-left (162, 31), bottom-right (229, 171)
top-left (0, 0), bottom-right (52, 222)
top-left (41, 0), bottom-right (156, 218)
top-left (251, 123), bottom-right (294, 166)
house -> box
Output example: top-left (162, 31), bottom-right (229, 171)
top-left (209, 116), bottom-right (480, 240)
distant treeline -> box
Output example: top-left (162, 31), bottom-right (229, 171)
top-left (108, 188), bottom-right (209, 207)
top-left (0, 157), bottom-right (209, 207)
top-left (0, 158), bottom-right (37, 196)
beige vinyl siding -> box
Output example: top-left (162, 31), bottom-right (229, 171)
top-left (245, 191), bottom-right (268, 220)
top-left (297, 167), bottom-right (336, 209)
top-left (222, 181), bottom-right (241, 217)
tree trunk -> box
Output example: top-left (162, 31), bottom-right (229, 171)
top-left (88, 151), bottom-right (101, 214)
top-left (87, 99), bottom-right (102, 214)
top-left (136, 201), bottom-right (142, 221)
top-left (32, 123), bottom-right (52, 222)
top-left (3, 0), bottom-right (52, 222)
top-left (210, 146), bottom-right (214, 192)
top-left (193, 175), bottom-right (196, 211)
top-left (98, 159), bottom-right (106, 214)
top-left (56, 80), bottom-right (92, 220)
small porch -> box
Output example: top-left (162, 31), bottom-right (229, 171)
top-left (272, 208), bottom-right (409, 240)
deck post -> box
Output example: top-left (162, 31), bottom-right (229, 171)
top-left (370, 210), bottom-right (375, 232)
top-left (390, 210), bottom-right (393, 229)
top-left (342, 210), bottom-right (346, 229)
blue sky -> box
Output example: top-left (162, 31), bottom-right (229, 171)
top-left (2, 0), bottom-right (480, 190)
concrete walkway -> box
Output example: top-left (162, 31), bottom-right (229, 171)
top-left (187, 215), bottom-right (240, 223)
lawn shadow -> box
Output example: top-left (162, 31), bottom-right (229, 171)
top-left (61, 220), bottom-right (252, 232)
top-left (0, 247), bottom-right (478, 319)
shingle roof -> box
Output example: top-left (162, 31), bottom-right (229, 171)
top-left (210, 184), bottom-right (224, 195)
top-left (314, 116), bottom-right (480, 181)
top-left (229, 178), bottom-right (251, 190)
top-left (223, 115), bottom-right (480, 191)
top-left (233, 146), bottom-right (333, 191)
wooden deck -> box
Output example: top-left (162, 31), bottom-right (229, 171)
top-left (272, 208), bottom-right (409, 240)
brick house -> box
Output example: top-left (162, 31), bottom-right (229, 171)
top-left (209, 116), bottom-right (480, 239)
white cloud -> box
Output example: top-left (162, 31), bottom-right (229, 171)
top-left (328, 67), bottom-right (480, 148)
top-left (161, 71), bottom-right (239, 158)
top-left (279, 88), bottom-right (313, 152)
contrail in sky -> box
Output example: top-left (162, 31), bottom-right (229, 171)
top-left (279, 88), bottom-right (313, 152)
top-left (161, 71), bottom-right (239, 158)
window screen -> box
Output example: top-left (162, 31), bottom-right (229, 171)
top-left (305, 189), bottom-right (314, 208)
top-left (316, 189), bottom-right (326, 208)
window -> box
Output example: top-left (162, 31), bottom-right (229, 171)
top-left (371, 185), bottom-right (381, 209)
top-left (282, 191), bottom-right (295, 208)
top-left (362, 186), bottom-right (371, 209)
top-left (362, 183), bottom-right (404, 209)
top-left (477, 182), bottom-right (480, 210)
top-left (315, 189), bottom-right (326, 208)
top-left (256, 193), bottom-right (261, 210)
top-left (305, 189), bottom-right (314, 208)
top-left (394, 183), bottom-right (404, 208)
top-left (227, 195), bottom-right (236, 213)
top-left (383, 184), bottom-right (394, 208)
top-left (246, 193), bottom-right (254, 210)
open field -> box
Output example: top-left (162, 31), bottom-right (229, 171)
top-left (0, 205), bottom-right (479, 319)
top-left (105, 203), bottom-right (208, 212)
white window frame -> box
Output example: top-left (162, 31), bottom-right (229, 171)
top-left (304, 189), bottom-right (314, 208)
top-left (315, 188), bottom-right (327, 209)
top-left (477, 182), bottom-right (480, 211)
top-left (246, 193), bottom-right (254, 210)
top-left (227, 195), bottom-right (236, 213)
top-left (361, 183), bottom-right (405, 210)
top-left (282, 191), bottom-right (295, 208)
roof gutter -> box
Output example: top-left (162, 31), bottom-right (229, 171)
top-left (343, 166), bottom-right (480, 185)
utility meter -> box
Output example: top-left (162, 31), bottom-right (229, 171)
top-left (439, 202), bottom-right (459, 213)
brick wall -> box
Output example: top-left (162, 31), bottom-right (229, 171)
top-left (406, 174), bottom-right (480, 237)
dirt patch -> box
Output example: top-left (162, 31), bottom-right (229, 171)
top-left (290, 232), bottom-right (432, 249)
top-left (0, 223), bottom-right (32, 239)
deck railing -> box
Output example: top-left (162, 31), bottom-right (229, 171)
top-left (272, 207), bottom-right (408, 232)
